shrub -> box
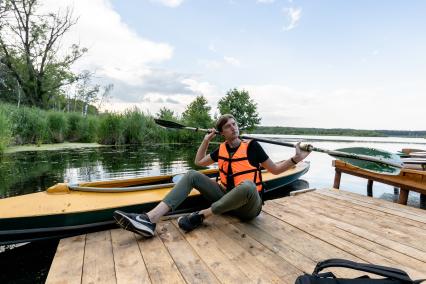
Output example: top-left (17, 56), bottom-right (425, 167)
top-left (80, 115), bottom-right (99, 142)
top-left (122, 108), bottom-right (146, 144)
top-left (0, 110), bottom-right (11, 153)
top-left (47, 112), bottom-right (67, 143)
top-left (66, 112), bottom-right (83, 142)
top-left (9, 106), bottom-right (48, 145)
top-left (98, 113), bottom-right (123, 145)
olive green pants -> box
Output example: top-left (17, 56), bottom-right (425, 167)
top-left (163, 170), bottom-right (262, 220)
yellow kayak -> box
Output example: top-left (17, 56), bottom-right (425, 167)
top-left (0, 162), bottom-right (309, 245)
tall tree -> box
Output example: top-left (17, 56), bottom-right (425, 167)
top-left (182, 95), bottom-right (213, 128)
top-left (218, 88), bottom-right (261, 132)
top-left (156, 106), bottom-right (177, 121)
top-left (97, 83), bottom-right (114, 111)
top-left (73, 71), bottom-right (99, 115)
top-left (0, 0), bottom-right (87, 108)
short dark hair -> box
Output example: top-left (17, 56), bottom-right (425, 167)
top-left (216, 114), bottom-right (236, 132)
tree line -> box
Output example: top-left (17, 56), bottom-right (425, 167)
top-left (254, 126), bottom-right (426, 138)
top-left (0, 88), bottom-right (261, 153)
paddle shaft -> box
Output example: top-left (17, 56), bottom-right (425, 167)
top-left (243, 136), bottom-right (402, 168)
top-left (183, 125), bottom-right (403, 169)
top-left (155, 119), bottom-right (402, 169)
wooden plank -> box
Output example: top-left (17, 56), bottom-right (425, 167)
top-left (265, 201), bottom-right (426, 278)
top-left (82, 230), bottom-right (116, 284)
top-left (292, 193), bottom-right (426, 251)
top-left (284, 193), bottom-right (426, 252)
top-left (169, 219), bottom-right (252, 283)
top-left (289, 188), bottom-right (316, 196)
top-left (157, 221), bottom-right (219, 284)
top-left (315, 189), bottom-right (426, 220)
top-left (210, 216), bottom-right (303, 282)
top-left (310, 191), bottom-right (426, 230)
top-left (318, 188), bottom-right (426, 219)
top-left (137, 234), bottom-right (185, 284)
top-left (277, 195), bottom-right (426, 262)
top-left (251, 210), bottom-right (362, 262)
top-left (46, 235), bottom-right (86, 284)
top-left (298, 194), bottom-right (426, 242)
top-left (177, 218), bottom-right (285, 283)
top-left (231, 218), bottom-right (317, 274)
top-left (110, 229), bottom-right (150, 284)
top-left (249, 210), bottom-right (373, 279)
top-left (228, 213), bottom-right (365, 278)
top-left (308, 191), bottom-right (426, 233)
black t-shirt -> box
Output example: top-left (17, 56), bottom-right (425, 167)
top-left (210, 140), bottom-right (269, 167)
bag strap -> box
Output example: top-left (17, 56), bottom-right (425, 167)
top-left (314, 259), bottom-right (414, 282)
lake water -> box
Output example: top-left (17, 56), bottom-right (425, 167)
top-left (2, 135), bottom-right (425, 204)
top-left (1, 135), bottom-right (425, 283)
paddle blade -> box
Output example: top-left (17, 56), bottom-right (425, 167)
top-left (333, 147), bottom-right (402, 175)
top-left (154, 119), bottom-right (185, 129)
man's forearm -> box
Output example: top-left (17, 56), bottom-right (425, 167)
top-left (274, 158), bottom-right (297, 174)
top-left (271, 154), bottom-right (304, 174)
top-left (194, 139), bottom-right (210, 164)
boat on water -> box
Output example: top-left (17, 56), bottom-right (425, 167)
top-left (0, 162), bottom-right (309, 245)
top-left (400, 148), bottom-right (426, 157)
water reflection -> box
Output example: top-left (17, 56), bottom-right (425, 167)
top-left (0, 144), bottom-right (204, 198)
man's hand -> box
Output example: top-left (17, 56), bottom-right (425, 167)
top-left (294, 141), bottom-right (311, 163)
top-left (204, 128), bottom-right (217, 142)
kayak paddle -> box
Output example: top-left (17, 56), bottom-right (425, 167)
top-left (154, 119), bottom-right (403, 175)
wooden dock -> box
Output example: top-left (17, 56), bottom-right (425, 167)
top-left (46, 189), bottom-right (426, 283)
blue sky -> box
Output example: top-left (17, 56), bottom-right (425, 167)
top-left (44, 0), bottom-right (426, 130)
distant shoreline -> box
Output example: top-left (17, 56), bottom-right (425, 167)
top-left (254, 126), bottom-right (426, 138)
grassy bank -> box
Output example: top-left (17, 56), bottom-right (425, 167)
top-left (0, 104), bottom-right (204, 154)
top-left (4, 142), bottom-right (105, 154)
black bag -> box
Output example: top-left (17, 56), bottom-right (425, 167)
top-left (295, 259), bottom-right (425, 284)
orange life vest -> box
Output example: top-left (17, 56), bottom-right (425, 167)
top-left (218, 140), bottom-right (263, 192)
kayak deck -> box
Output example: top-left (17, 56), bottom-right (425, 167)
top-left (46, 189), bottom-right (426, 283)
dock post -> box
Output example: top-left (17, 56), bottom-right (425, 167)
top-left (367, 180), bottom-right (373, 197)
top-left (398, 187), bottom-right (409, 205)
top-left (333, 169), bottom-right (341, 189)
top-left (421, 194), bottom-right (426, 209)
top-left (394, 187), bottom-right (399, 195)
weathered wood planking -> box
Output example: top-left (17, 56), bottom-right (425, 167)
top-left (47, 189), bottom-right (426, 283)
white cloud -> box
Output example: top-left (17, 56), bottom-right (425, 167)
top-left (199, 56), bottom-right (241, 69)
top-left (283, 7), bottom-right (302, 31)
top-left (181, 79), bottom-right (220, 97)
top-left (242, 84), bottom-right (426, 130)
top-left (39, 0), bottom-right (224, 117)
top-left (208, 43), bottom-right (217, 52)
top-left (40, 0), bottom-right (173, 86)
top-left (150, 0), bottom-right (184, 8)
top-left (257, 0), bottom-right (275, 3)
top-left (198, 59), bottom-right (223, 69)
top-left (224, 56), bottom-right (241, 66)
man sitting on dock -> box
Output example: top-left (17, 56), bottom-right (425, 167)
top-left (113, 114), bottom-right (310, 237)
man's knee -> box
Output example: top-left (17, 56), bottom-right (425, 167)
top-left (185, 169), bottom-right (200, 180)
top-left (242, 180), bottom-right (256, 190)
top-left (240, 180), bottom-right (257, 195)
top-left (185, 169), bottom-right (205, 185)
